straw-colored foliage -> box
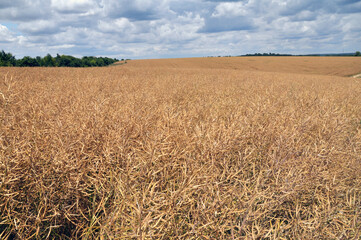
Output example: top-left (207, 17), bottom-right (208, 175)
top-left (1, 57), bottom-right (361, 239)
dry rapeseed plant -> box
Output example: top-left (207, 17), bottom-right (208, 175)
top-left (0, 57), bottom-right (361, 239)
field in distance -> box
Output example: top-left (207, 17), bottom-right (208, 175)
top-left (0, 57), bottom-right (360, 239)
top-left (128, 56), bottom-right (361, 77)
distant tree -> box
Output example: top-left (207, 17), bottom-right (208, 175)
top-left (96, 58), bottom-right (105, 66)
top-left (0, 50), bottom-right (16, 66)
top-left (62, 55), bottom-right (72, 67)
top-left (18, 56), bottom-right (40, 67)
top-left (55, 54), bottom-right (62, 66)
top-left (82, 56), bottom-right (97, 66)
top-left (0, 50), bottom-right (117, 68)
top-left (102, 57), bottom-right (114, 65)
top-left (69, 57), bottom-right (83, 67)
top-left (57, 55), bottom-right (78, 67)
top-left (356, 51), bottom-right (361, 56)
top-left (36, 56), bottom-right (43, 66)
top-left (81, 56), bottom-right (90, 67)
top-left (43, 54), bottom-right (56, 67)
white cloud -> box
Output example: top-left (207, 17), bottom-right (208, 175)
top-left (51, 0), bottom-right (96, 13)
top-left (0, 24), bottom-right (17, 42)
top-left (48, 44), bottom-right (76, 49)
top-left (212, 2), bottom-right (247, 17)
top-left (0, 0), bottom-right (360, 58)
top-left (149, 13), bottom-right (203, 42)
top-left (98, 18), bottom-right (136, 34)
top-left (18, 20), bottom-right (59, 35)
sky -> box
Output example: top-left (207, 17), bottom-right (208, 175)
top-left (0, 0), bottom-right (361, 59)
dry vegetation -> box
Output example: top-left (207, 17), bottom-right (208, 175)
top-left (129, 56), bottom-right (361, 77)
top-left (1, 57), bottom-right (361, 239)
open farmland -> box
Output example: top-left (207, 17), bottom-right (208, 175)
top-left (128, 56), bottom-right (361, 77)
top-left (1, 57), bottom-right (361, 239)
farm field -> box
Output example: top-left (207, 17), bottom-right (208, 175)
top-left (1, 57), bottom-right (361, 239)
top-left (129, 56), bottom-right (361, 77)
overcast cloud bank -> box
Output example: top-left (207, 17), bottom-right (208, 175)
top-left (0, 0), bottom-right (360, 59)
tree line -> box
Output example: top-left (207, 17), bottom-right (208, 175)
top-left (0, 50), bottom-right (119, 67)
top-left (243, 51), bottom-right (361, 57)
top-left (244, 53), bottom-right (292, 56)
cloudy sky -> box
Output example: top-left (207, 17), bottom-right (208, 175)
top-left (0, 0), bottom-right (361, 59)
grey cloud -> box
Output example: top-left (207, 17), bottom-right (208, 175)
top-left (339, 0), bottom-right (361, 4)
top-left (278, 1), bottom-right (325, 16)
top-left (0, 0), bottom-right (51, 21)
top-left (51, 0), bottom-right (100, 14)
top-left (337, 1), bottom-right (361, 13)
top-left (288, 10), bottom-right (317, 21)
top-left (204, 0), bottom-right (243, 2)
top-left (277, 0), bottom-right (361, 16)
top-left (102, 0), bottom-right (170, 21)
top-left (0, 0), bottom-right (23, 9)
top-left (17, 20), bottom-right (61, 35)
top-left (169, 1), bottom-right (211, 15)
top-left (199, 15), bottom-right (254, 33)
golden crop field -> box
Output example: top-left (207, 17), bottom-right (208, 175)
top-left (128, 56), bottom-right (361, 77)
top-left (1, 57), bottom-right (361, 239)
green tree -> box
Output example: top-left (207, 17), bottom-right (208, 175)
top-left (96, 58), bottom-right (105, 66)
top-left (36, 56), bottom-right (43, 66)
top-left (82, 56), bottom-right (91, 67)
top-left (55, 54), bottom-right (62, 66)
top-left (58, 55), bottom-right (72, 67)
top-left (69, 57), bottom-right (83, 67)
top-left (18, 56), bottom-right (40, 67)
top-left (90, 58), bottom-right (97, 66)
top-left (43, 54), bottom-right (56, 67)
top-left (0, 50), bottom-right (117, 68)
top-left (0, 50), bottom-right (16, 66)
top-left (356, 51), bottom-right (361, 56)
